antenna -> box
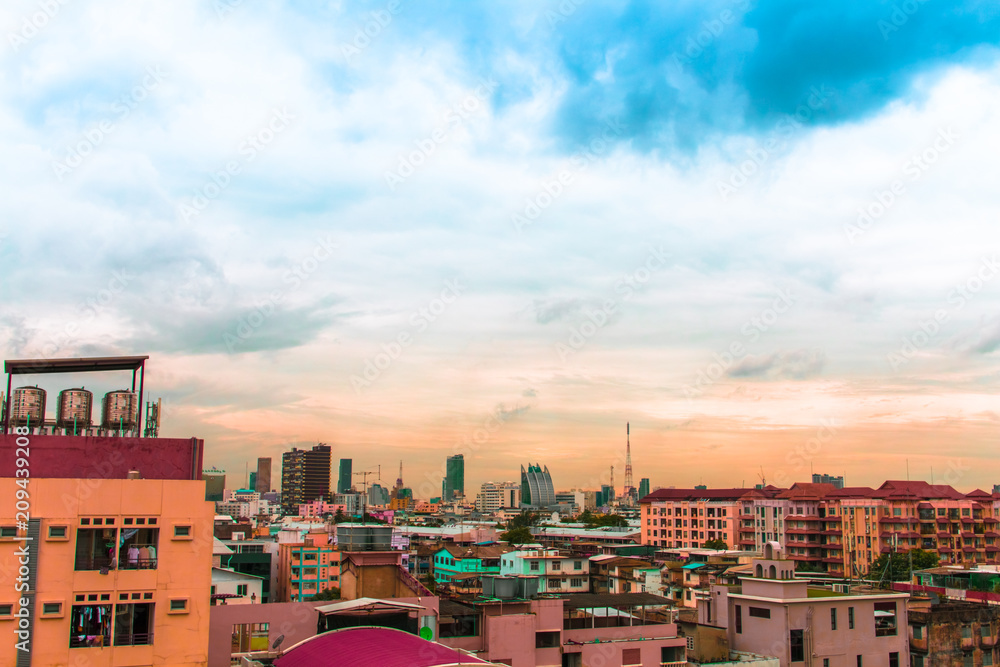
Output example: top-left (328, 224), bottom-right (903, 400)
top-left (623, 422), bottom-right (634, 505)
top-left (609, 465), bottom-right (615, 506)
top-left (757, 466), bottom-right (766, 487)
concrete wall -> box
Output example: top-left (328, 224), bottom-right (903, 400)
top-left (0, 477), bottom-right (214, 666)
top-left (0, 434), bottom-right (204, 480)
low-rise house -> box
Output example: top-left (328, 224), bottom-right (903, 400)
top-left (907, 598), bottom-right (1000, 666)
top-left (701, 543), bottom-right (910, 667)
top-left (501, 548), bottom-right (590, 593)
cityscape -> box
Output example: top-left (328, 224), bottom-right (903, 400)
top-left (4, 1), bottom-right (1000, 667)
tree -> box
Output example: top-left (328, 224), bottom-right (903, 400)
top-left (333, 508), bottom-right (346, 524)
top-left (309, 587), bottom-right (340, 601)
top-left (506, 511), bottom-right (541, 530)
top-left (702, 538), bottom-right (728, 550)
top-left (501, 526), bottom-right (534, 547)
top-left (869, 549), bottom-right (940, 584)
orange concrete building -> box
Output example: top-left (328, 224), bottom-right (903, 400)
top-left (0, 476), bottom-right (214, 666)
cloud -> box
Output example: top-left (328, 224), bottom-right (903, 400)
top-left (728, 349), bottom-right (826, 379)
top-left (530, 298), bottom-right (587, 323)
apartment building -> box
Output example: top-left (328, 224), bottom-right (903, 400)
top-left (276, 531), bottom-right (341, 602)
top-left (0, 432), bottom-right (213, 666)
top-left (642, 481), bottom-right (1000, 577)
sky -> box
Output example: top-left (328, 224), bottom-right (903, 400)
top-left (3, 0), bottom-right (1000, 500)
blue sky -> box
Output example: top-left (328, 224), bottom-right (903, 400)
top-left (2, 0), bottom-right (1000, 497)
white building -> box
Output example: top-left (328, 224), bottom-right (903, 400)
top-left (500, 548), bottom-right (590, 593)
top-left (211, 567), bottom-right (265, 605)
top-left (476, 481), bottom-right (521, 512)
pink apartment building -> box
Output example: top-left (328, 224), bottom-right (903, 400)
top-left (701, 544), bottom-right (909, 667)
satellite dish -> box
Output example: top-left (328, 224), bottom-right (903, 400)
top-left (272, 634), bottom-right (285, 650)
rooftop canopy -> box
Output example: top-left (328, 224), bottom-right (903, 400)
top-left (274, 626), bottom-right (494, 667)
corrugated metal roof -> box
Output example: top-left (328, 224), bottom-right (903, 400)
top-left (275, 626), bottom-right (492, 667)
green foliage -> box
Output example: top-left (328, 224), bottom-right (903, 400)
top-left (578, 512), bottom-right (628, 528)
top-left (506, 511), bottom-right (542, 530)
top-left (309, 587), bottom-right (341, 601)
top-left (702, 538), bottom-right (728, 550)
top-left (333, 508), bottom-right (346, 523)
top-left (869, 549), bottom-right (940, 583)
top-left (501, 526), bottom-right (534, 546)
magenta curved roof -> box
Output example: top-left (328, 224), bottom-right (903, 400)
top-left (274, 626), bottom-right (491, 667)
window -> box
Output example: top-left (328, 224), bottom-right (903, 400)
top-left (913, 657), bottom-right (924, 667)
top-left (848, 606), bottom-right (855, 629)
top-left (168, 599), bottom-right (188, 613)
top-left (530, 561), bottom-right (539, 572)
top-left (856, 657), bottom-right (862, 667)
top-left (789, 629), bottom-right (804, 662)
top-left (831, 608), bottom-right (837, 630)
top-left (964, 655), bottom-right (973, 667)
top-left (173, 525), bottom-right (191, 538)
top-left (570, 578), bottom-right (583, 588)
top-left (47, 525), bottom-right (68, 539)
top-left (535, 631), bottom-right (559, 648)
top-left (984, 624), bottom-right (993, 638)
top-left (552, 561), bottom-right (561, 570)
top-left (549, 578), bottom-right (561, 588)
top-left (75, 527), bottom-right (118, 571)
top-left (961, 624), bottom-right (972, 639)
top-left (735, 605), bottom-right (742, 634)
top-left (913, 625), bottom-right (923, 639)
top-left (0, 605), bottom-right (12, 616)
top-left (70, 604), bottom-right (112, 647)
top-left (748, 607), bottom-right (771, 619)
top-left (42, 602), bottom-right (62, 615)
top-left (622, 648), bottom-right (641, 665)
top-left (237, 584), bottom-right (248, 596)
top-left (232, 623), bottom-right (269, 652)
top-left (823, 661), bottom-right (830, 667)
top-left (119, 527), bottom-right (159, 570)
top-left (574, 561), bottom-right (582, 570)
top-left (114, 603), bottom-right (153, 646)
top-left (0, 526), bottom-right (17, 538)
top-left (874, 602), bottom-right (897, 637)
top-left (888, 653), bottom-right (898, 667)
top-left (985, 653), bottom-right (993, 667)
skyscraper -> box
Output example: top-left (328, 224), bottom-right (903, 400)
top-left (281, 449), bottom-right (305, 514)
top-left (304, 444), bottom-right (332, 502)
top-left (443, 454), bottom-right (464, 501)
top-left (256, 456), bottom-right (272, 493)
top-left (338, 458), bottom-right (353, 494)
top-left (282, 444), bottom-right (332, 514)
top-left (638, 478), bottom-right (650, 500)
top-left (520, 463), bottom-right (555, 508)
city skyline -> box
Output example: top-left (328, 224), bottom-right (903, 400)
top-left (3, 2), bottom-right (1000, 496)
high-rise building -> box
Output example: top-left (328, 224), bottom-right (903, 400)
top-left (443, 454), bottom-right (464, 501)
top-left (248, 471), bottom-right (257, 491)
top-left (304, 444), bottom-right (332, 502)
top-left (520, 463), bottom-right (555, 508)
top-left (639, 478), bottom-right (650, 500)
top-left (368, 483), bottom-right (391, 506)
top-left (256, 456), bottom-right (272, 493)
top-left (338, 458), bottom-right (353, 494)
top-left (475, 481), bottom-right (521, 511)
top-left (599, 484), bottom-right (614, 507)
top-left (812, 473), bottom-right (845, 489)
top-left (281, 449), bottom-right (305, 514)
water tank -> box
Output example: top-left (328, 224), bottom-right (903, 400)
top-left (102, 390), bottom-right (137, 431)
top-left (492, 577), bottom-right (518, 599)
top-left (336, 525), bottom-right (393, 551)
top-left (10, 386), bottom-right (46, 427)
top-left (57, 388), bottom-right (93, 431)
